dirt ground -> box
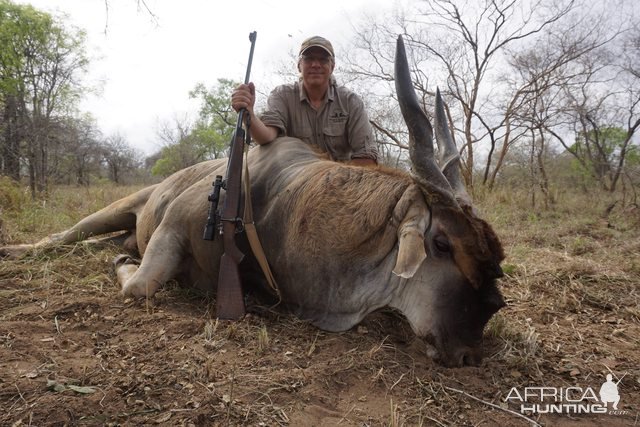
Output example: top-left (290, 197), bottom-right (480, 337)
top-left (1, 188), bottom-right (639, 426)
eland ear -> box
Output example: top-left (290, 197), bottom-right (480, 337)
top-left (393, 228), bottom-right (427, 278)
top-left (391, 185), bottom-right (430, 279)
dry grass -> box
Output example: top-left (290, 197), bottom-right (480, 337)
top-left (0, 183), bottom-right (639, 426)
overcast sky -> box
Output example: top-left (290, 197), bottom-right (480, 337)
top-left (18, 0), bottom-right (394, 155)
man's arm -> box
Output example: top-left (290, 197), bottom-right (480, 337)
top-left (231, 82), bottom-right (279, 145)
top-left (349, 158), bottom-right (377, 167)
top-left (246, 111), bottom-right (279, 145)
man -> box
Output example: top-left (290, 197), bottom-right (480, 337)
top-left (231, 36), bottom-right (378, 166)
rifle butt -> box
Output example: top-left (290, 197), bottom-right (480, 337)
top-left (216, 254), bottom-right (246, 320)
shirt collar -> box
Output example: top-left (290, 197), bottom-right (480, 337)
top-left (298, 80), bottom-right (335, 104)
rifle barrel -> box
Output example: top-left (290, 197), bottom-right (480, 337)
top-left (235, 31), bottom-right (257, 132)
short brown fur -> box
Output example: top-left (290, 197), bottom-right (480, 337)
top-left (284, 162), bottom-right (413, 262)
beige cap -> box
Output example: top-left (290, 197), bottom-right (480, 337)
top-left (299, 36), bottom-right (334, 57)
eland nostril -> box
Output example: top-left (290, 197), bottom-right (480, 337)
top-left (462, 352), bottom-right (482, 367)
top-left (436, 348), bottom-right (483, 367)
top-left (487, 262), bottom-right (504, 279)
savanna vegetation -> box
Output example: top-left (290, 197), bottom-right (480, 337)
top-left (1, 0), bottom-right (639, 425)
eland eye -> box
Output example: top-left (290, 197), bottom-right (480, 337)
top-left (434, 236), bottom-right (451, 253)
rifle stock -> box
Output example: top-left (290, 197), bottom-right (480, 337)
top-left (216, 253), bottom-right (245, 319)
top-left (213, 31), bottom-right (257, 320)
top-left (216, 129), bottom-right (247, 319)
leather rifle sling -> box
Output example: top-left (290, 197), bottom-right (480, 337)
top-left (243, 146), bottom-right (281, 300)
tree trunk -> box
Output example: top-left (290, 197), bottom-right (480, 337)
top-left (487, 120), bottom-right (513, 191)
top-left (529, 132), bottom-right (536, 209)
top-left (2, 96), bottom-right (21, 180)
top-left (28, 149), bottom-right (36, 199)
top-left (536, 129), bottom-right (553, 209)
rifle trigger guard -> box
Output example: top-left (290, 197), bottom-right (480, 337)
top-left (220, 217), bottom-right (245, 233)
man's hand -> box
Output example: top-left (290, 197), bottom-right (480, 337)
top-left (230, 82), bottom-right (278, 145)
top-left (231, 82), bottom-right (256, 114)
top-left (350, 158), bottom-right (377, 167)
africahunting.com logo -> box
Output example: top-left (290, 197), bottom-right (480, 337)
top-left (505, 373), bottom-right (629, 416)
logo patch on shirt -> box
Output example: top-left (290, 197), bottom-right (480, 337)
top-left (329, 111), bottom-right (348, 124)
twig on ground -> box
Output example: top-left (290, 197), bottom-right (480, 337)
top-left (15, 384), bottom-right (27, 406)
top-left (390, 372), bottom-right (407, 391)
top-left (54, 315), bottom-right (62, 334)
top-left (337, 404), bottom-right (356, 424)
top-left (226, 362), bottom-right (237, 423)
top-left (444, 385), bottom-right (541, 427)
top-left (424, 414), bottom-right (447, 427)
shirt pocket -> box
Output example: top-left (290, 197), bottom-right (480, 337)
top-left (323, 123), bottom-right (345, 137)
top-left (323, 123), bottom-right (349, 160)
top-left (295, 122), bottom-right (313, 145)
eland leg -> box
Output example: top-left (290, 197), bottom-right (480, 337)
top-left (0, 186), bottom-right (156, 259)
top-left (117, 228), bottom-right (186, 298)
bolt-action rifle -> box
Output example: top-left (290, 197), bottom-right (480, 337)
top-left (203, 31), bottom-right (257, 319)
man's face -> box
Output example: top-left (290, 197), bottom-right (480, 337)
top-left (299, 46), bottom-right (334, 89)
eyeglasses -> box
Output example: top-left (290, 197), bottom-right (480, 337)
top-left (300, 55), bottom-right (332, 65)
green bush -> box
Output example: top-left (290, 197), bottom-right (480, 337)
top-left (0, 176), bottom-right (27, 212)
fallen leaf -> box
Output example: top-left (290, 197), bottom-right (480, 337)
top-left (47, 380), bottom-right (96, 394)
top-left (67, 385), bottom-right (97, 394)
top-left (46, 380), bottom-right (66, 393)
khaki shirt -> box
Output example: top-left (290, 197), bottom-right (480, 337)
top-left (260, 81), bottom-right (378, 162)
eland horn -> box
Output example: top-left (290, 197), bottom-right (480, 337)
top-left (434, 89), bottom-right (473, 208)
top-left (394, 35), bottom-right (457, 206)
